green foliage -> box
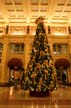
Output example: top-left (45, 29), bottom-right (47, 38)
top-left (23, 22), bottom-right (57, 92)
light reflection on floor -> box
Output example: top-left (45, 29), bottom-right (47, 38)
top-left (0, 105), bottom-right (71, 108)
top-left (0, 85), bottom-right (71, 108)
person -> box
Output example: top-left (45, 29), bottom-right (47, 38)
top-left (20, 68), bottom-right (26, 89)
top-left (14, 68), bottom-right (21, 89)
top-left (62, 69), bottom-right (67, 85)
top-left (20, 72), bottom-right (25, 89)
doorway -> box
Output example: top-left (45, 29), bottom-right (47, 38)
top-left (56, 67), bottom-right (68, 84)
top-left (55, 58), bottom-right (70, 84)
top-left (8, 58), bottom-right (23, 83)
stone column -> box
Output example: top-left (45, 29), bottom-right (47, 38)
top-left (69, 54), bottom-right (71, 83)
top-left (48, 41), bottom-right (54, 59)
top-left (0, 38), bottom-right (9, 83)
top-left (68, 40), bottom-right (71, 83)
top-left (24, 40), bottom-right (31, 70)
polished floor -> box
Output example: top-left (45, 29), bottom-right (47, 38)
top-left (0, 84), bottom-right (71, 108)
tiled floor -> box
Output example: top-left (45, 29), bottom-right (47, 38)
top-left (0, 84), bottom-right (71, 108)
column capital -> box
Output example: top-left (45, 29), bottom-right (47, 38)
top-left (3, 37), bottom-right (9, 45)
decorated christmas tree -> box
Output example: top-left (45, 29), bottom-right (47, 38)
top-left (23, 17), bottom-right (57, 97)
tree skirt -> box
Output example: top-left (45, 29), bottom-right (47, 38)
top-left (30, 90), bottom-right (50, 97)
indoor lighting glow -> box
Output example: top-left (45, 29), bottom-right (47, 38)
top-left (12, 32), bottom-right (25, 35)
top-left (9, 87), bottom-right (13, 96)
top-left (0, 33), bottom-right (4, 36)
top-left (26, 17), bottom-right (30, 25)
top-left (53, 32), bottom-right (66, 36)
top-left (32, 32), bottom-right (35, 35)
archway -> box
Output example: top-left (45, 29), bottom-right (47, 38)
top-left (8, 58), bottom-right (23, 69)
top-left (54, 58), bottom-right (70, 84)
top-left (8, 58), bottom-right (23, 82)
top-left (55, 58), bottom-right (70, 68)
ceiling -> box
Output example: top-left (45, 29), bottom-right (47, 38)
top-left (0, 0), bottom-right (71, 26)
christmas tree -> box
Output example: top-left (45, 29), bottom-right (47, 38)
top-left (23, 17), bottom-right (57, 97)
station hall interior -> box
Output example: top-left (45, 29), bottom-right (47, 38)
top-left (0, 0), bottom-right (71, 108)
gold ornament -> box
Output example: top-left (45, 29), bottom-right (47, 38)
top-left (31, 73), bottom-right (37, 78)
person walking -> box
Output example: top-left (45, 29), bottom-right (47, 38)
top-left (62, 69), bottom-right (67, 85)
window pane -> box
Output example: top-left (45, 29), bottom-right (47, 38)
top-left (10, 44), bottom-right (15, 53)
top-left (0, 43), bottom-right (3, 56)
top-left (53, 43), bottom-right (68, 55)
top-left (53, 44), bottom-right (57, 54)
top-left (10, 43), bottom-right (24, 54)
top-left (62, 44), bottom-right (68, 54)
top-left (57, 44), bottom-right (62, 54)
top-left (15, 44), bottom-right (20, 53)
top-left (0, 43), bottom-right (3, 62)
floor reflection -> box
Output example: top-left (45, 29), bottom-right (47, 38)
top-left (0, 85), bottom-right (71, 108)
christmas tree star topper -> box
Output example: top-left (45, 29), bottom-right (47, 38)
top-left (35, 16), bottom-right (45, 24)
